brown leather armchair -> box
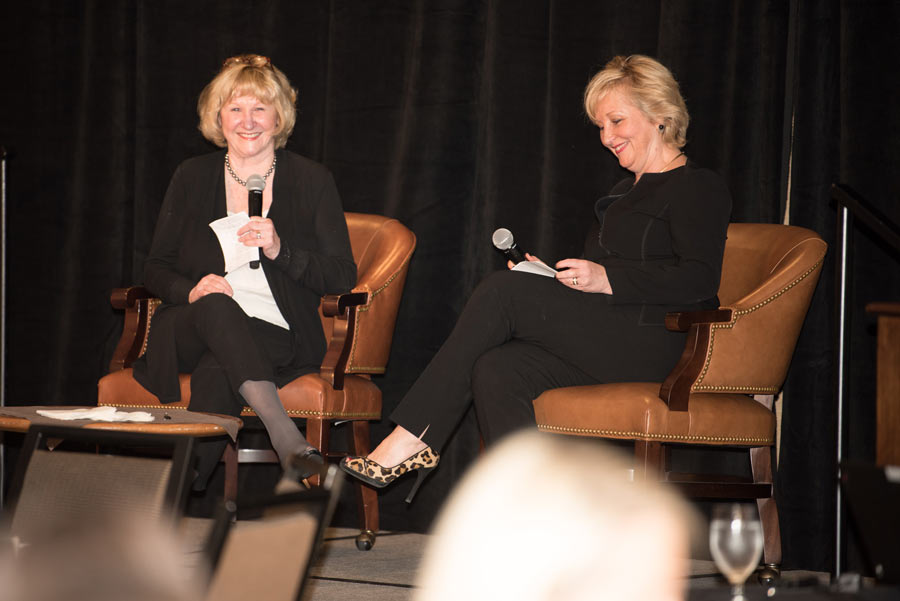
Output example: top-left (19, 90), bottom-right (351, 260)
top-left (533, 223), bottom-right (827, 577)
top-left (98, 212), bottom-right (416, 550)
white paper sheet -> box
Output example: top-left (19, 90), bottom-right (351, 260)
top-left (512, 260), bottom-right (558, 277)
top-left (209, 212), bottom-right (259, 273)
top-left (36, 406), bottom-right (155, 422)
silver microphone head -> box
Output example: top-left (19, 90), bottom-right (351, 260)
top-left (492, 228), bottom-right (514, 250)
top-left (246, 174), bottom-right (266, 192)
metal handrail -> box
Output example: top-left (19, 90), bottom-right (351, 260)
top-left (831, 182), bottom-right (900, 579)
top-left (832, 183), bottom-right (900, 253)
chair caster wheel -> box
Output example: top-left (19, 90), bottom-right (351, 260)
top-left (356, 529), bottom-right (376, 551)
top-left (758, 563), bottom-right (780, 585)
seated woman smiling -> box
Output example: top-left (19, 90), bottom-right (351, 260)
top-left (133, 54), bottom-right (356, 489)
top-left (341, 54), bottom-right (731, 503)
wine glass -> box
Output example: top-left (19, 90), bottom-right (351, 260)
top-left (709, 503), bottom-right (764, 601)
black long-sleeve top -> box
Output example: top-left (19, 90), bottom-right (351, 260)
top-left (584, 163), bottom-right (732, 325)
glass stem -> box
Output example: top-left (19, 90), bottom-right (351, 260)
top-left (731, 583), bottom-right (745, 601)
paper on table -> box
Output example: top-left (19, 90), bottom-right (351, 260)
top-left (512, 260), bottom-right (558, 278)
top-left (36, 406), bottom-right (155, 423)
top-left (209, 213), bottom-right (259, 273)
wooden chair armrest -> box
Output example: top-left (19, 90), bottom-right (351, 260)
top-left (657, 309), bottom-right (733, 411)
top-left (108, 286), bottom-right (160, 373)
top-left (664, 309), bottom-right (734, 332)
top-left (110, 286), bottom-right (153, 310)
top-left (319, 291), bottom-right (371, 390)
top-left (321, 291), bottom-right (370, 318)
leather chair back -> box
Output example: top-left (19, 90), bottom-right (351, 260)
top-left (326, 212), bottom-right (416, 375)
top-left (696, 223), bottom-right (827, 394)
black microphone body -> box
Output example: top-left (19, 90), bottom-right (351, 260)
top-left (248, 189), bottom-right (263, 218)
top-left (502, 244), bottom-right (526, 264)
top-left (492, 228), bottom-right (528, 264)
top-left (246, 174), bottom-right (265, 269)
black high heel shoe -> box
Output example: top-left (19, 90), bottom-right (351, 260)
top-left (340, 446), bottom-right (440, 503)
top-left (275, 447), bottom-right (326, 494)
top-left (275, 446), bottom-right (325, 492)
top-left (289, 446), bottom-right (324, 479)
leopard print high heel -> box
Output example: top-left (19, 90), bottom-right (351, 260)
top-left (340, 446), bottom-right (440, 503)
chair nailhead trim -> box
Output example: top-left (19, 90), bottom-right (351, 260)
top-left (368, 254), bottom-right (412, 299)
top-left (100, 403), bottom-right (187, 409)
top-left (281, 409), bottom-right (380, 418)
top-left (139, 298), bottom-right (162, 358)
top-left (536, 423), bottom-right (774, 445)
top-left (693, 385), bottom-right (779, 393)
top-left (347, 253), bottom-right (413, 371)
top-left (100, 403), bottom-right (379, 420)
top-left (695, 256), bottom-right (824, 390)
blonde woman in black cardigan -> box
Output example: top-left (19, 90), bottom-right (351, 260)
top-left (134, 55), bottom-right (356, 489)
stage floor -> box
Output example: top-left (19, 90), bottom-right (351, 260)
top-left (177, 518), bottom-right (833, 601)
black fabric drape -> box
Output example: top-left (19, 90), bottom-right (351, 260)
top-left (2, 0), bottom-right (897, 571)
top-left (778, 0), bottom-right (842, 573)
top-left (780, 0), bottom-right (900, 573)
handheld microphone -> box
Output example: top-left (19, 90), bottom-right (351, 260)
top-left (246, 174), bottom-right (265, 269)
top-left (492, 228), bottom-right (527, 264)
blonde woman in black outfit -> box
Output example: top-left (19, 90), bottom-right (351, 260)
top-left (134, 55), bottom-right (356, 488)
top-left (341, 55), bottom-right (731, 502)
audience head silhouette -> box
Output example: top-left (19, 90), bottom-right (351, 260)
top-left (414, 431), bottom-right (695, 601)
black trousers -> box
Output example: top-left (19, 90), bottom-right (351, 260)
top-left (390, 270), bottom-right (687, 452)
top-left (151, 294), bottom-right (294, 487)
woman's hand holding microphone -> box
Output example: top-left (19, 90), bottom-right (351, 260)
top-left (237, 217), bottom-right (281, 260)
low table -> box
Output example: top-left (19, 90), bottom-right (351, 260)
top-left (0, 405), bottom-right (244, 500)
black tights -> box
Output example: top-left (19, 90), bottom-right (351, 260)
top-left (149, 294), bottom-right (310, 488)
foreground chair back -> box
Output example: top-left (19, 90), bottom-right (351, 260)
top-left (98, 212), bottom-right (416, 550)
top-left (203, 463), bottom-right (344, 601)
top-left (533, 223), bottom-right (827, 575)
top-left (2, 425), bottom-right (194, 545)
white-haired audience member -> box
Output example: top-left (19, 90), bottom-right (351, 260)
top-left (414, 431), bottom-right (696, 601)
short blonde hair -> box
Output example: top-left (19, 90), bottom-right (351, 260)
top-left (584, 55), bottom-right (689, 149)
top-left (415, 431), bottom-right (695, 601)
top-left (197, 54), bottom-right (297, 149)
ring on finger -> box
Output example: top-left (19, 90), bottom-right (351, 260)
top-left (256, 232), bottom-right (262, 239)
top-left (572, 277), bottom-right (578, 286)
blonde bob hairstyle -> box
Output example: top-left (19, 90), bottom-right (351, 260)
top-left (584, 55), bottom-right (689, 149)
top-left (197, 54), bottom-right (297, 149)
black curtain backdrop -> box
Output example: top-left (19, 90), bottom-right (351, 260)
top-left (2, 0), bottom-right (898, 571)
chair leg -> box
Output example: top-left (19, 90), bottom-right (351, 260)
top-left (223, 440), bottom-right (238, 502)
top-left (750, 445), bottom-right (782, 568)
top-left (350, 420), bottom-right (379, 550)
top-left (634, 440), bottom-right (664, 480)
top-left (304, 417), bottom-right (328, 452)
top-left (304, 418), bottom-right (329, 487)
